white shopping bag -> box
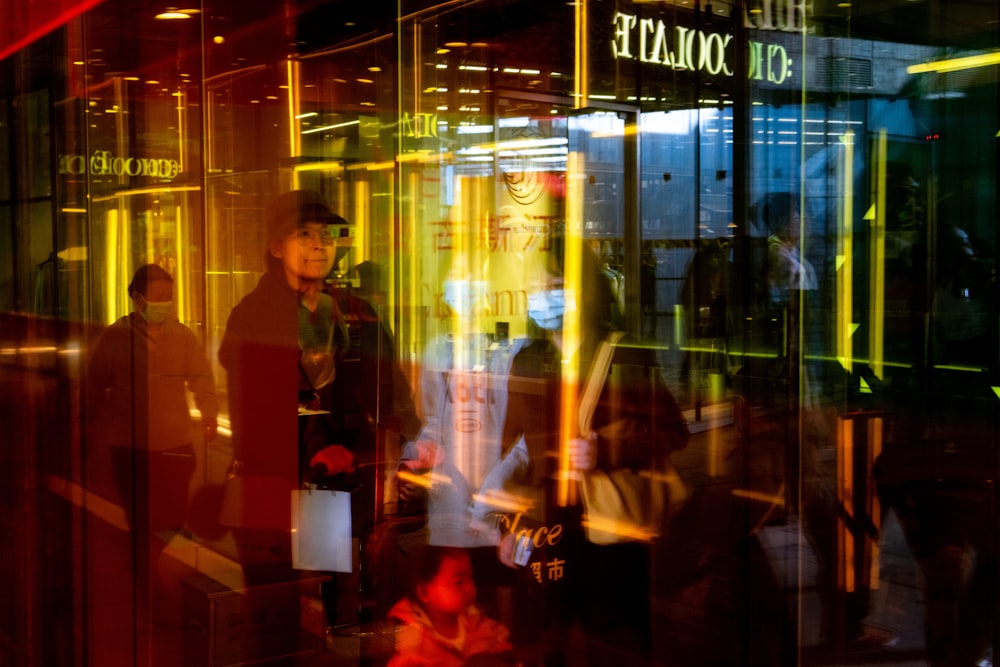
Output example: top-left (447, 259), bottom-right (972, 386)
top-left (291, 485), bottom-right (353, 573)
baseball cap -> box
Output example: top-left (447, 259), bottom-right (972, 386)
top-left (264, 190), bottom-right (347, 243)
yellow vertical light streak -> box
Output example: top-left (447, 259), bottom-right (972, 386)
top-left (411, 23), bottom-right (422, 120)
top-left (470, 177), bottom-right (488, 327)
top-left (837, 416), bottom-right (855, 592)
top-left (705, 358), bottom-right (725, 476)
top-left (471, 175), bottom-right (489, 475)
top-left (113, 78), bottom-right (128, 188)
top-left (176, 89), bottom-right (186, 175)
top-left (384, 175), bottom-right (397, 343)
top-left (172, 84), bottom-right (187, 323)
top-left (458, 176), bottom-right (478, 340)
top-left (145, 207), bottom-right (155, 278)
top-left (452, 179), bottom-right (476, 475)
top-left (869, 131), bottom-right (887, 379)
top-left (401, 21), bottom-right (422, 372)
top-left (119, 206), bottom-right (133, 319)
top-left (105, 208), bottom-right (119, 324)
top-left (574, 0), bottom-right (588, 109)
top-left (287, 58), bottom-right (301, 173)
top-left (453, 176), bottom-right (471, 352)
top-left (174, 205), bottom-right (187, 322)
top-left (558, 151), bottom-right (585, 507)
top-left (404, 170), bottom-right (420, 365)
top-left (353, 179), bottom-right (369, 265)
top-left (334, 177), bottom-right (346, 217)
top-left (120, 207), bottom-right (131, 318)
top-left (674, 304), bottom-right (683, 349)
top-left (837, 132), bottom-right (855, 373)
top-left (205, 79), bottom-right (216, 175)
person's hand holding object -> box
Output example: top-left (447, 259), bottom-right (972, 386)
top-left (397, 439), bottom-right (442, 502)
top-left (569, 431), bottom-right (598, 472)
top-left (310, 444), bottom-right (356, 475)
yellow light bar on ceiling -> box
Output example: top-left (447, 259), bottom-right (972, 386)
top-left (155, 9), bottom-right (191, 20)
top-left (907, 51), bottom-right (1000, 74)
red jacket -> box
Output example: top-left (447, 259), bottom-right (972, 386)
top-left (387, 597), bottom-right (517, 667)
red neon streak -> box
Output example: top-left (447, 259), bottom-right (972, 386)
top-left (0, 0), bottom-right (106, 64)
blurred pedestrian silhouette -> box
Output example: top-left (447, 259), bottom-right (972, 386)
top-left (219, 190), bottom-right (421, 656)
top-left (398, 253), bottom-right (527, 631)
top-left (86, 263), bottom-right (218, 656)
top-left (478, 236), bottom-right (689, 666)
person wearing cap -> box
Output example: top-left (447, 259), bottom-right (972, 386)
top-left (218, 189), bottom-right (353, 544)
top-left (86, 263), bottom-right (218, 651)
top-left (218, 189), bottom-right (423, 643)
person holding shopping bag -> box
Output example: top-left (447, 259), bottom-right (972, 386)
top-left (218, 190), bottom-right (421, 655)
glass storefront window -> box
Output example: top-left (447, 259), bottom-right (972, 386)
top-left (1, 0), bottom-right (999, 665)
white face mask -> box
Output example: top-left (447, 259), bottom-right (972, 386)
top-left (443, 279), bottom-right (487, 317)
top-left (527, 289), bottom-right (566, 331)
top-left (142, 300), bottom-right (173, 324)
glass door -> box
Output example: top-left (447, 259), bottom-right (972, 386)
top-left (492, 92), bottom-right (634, 340)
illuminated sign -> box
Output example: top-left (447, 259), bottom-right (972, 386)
top-left (400, 112), bottom-right (439, 138)
top-left (58, 150), bottom-right (181, 179)
top-left (743, 0), bottom-right (812, 32)
top-left (748, 40), bottom-right (792, 85)
top-left (611, 12), bottom-right (793, 85)
top-left (497, 513), bottom-right (564, 548)
top-left (496, 513), bottom-right (569, 582)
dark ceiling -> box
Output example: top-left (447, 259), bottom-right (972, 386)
top-left (811, 0), bottom-right (999, 49)
top-left (5, 0), bottom-right (998, 97)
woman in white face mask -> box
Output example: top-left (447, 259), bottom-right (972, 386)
top-left (525, 280), bottom-right (570, 332)
top-left (477, 235), bottom-right (690, 666)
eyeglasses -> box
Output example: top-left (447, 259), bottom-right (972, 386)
top-left (293, 227), bottom-right (335, 246)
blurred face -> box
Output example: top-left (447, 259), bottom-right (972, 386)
top-left (526, 266), bottom-right (563, 296)
top-left (417, 551), bottom-right (476, 616)
top-left (954, 227), bottom-right (975, 258)
top-left (443, 279), bottom-right (487, 317)
top-left (526, 268), bottom-right (572, 331)
top-left (272, 221), bottom-right (334, 285)
top-left (135, 278), bottom-right (173, 324)
top-left (781, 208), bottom-right (801, 241)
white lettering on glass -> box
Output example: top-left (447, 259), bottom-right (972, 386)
top-left (58, 150), bottom-right (181, 178)
top-left (611, 12), bottom-right (792, 85)
top-left (743, 0), bottom-right (813, 33)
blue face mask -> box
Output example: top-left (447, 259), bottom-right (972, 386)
top-left (443, 279), bottom-right (486, 317)
top-left (527, 289), bottom-right (566, 331)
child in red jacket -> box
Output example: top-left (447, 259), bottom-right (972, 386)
top-left (388, 546), bottom-right (520, 667)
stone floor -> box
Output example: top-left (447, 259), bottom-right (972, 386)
top-left (81, 396), bottom-right (953, 667)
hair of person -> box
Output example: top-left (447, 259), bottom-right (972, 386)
top-left (755, 192), bottom-right (799, 238)
top-left (936, 222), bottom-right (977, 285)
top-left (127, 264), bottom-right (173, 299)
top-left (886, 160), bottom-right (918, 190)
top-left (408, 545), bottom-right (469, 597)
